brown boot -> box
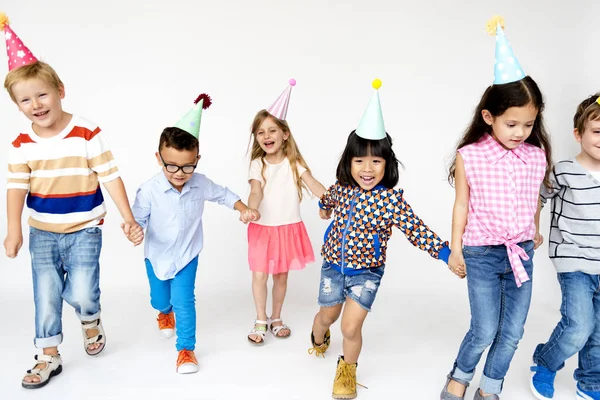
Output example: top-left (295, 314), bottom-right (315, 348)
top-left (332, 356), bottom-right (359, 399)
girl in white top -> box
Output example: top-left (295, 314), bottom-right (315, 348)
top-left (246, 80), bottom-right (326, 345)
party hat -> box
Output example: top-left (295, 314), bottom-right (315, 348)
top-left (267, 78), bottom-right (296, 121)
top-left (487, 16), bottom-right (525, 85)
top-left (0, 13), bottom-right (38, 71)
top-left (174, 94), bottom-right (212, 139)
top-left (355, 79), bottom-right (386, 140)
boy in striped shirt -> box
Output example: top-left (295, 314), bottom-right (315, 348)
top-left (2, 15), bottom-right (142, 389)
top-left (530, 94), bottom-right (600, 400)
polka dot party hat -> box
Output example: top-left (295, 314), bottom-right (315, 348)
top-left (174, 94), bottom-right (212, 139)
top-left (487, 16), bottom-right (525, 85)
top-left (355, 79), bottom-right (386, 140)
top-left (0, 13), bottom-right (38, 72)
top-left (267, 78), bottom-right (295, 121)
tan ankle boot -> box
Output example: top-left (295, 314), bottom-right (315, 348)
top-left (332, 356), bottom-right (358, 399)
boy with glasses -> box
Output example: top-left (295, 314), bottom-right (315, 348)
top-left (128, 94), bottom-right (259, 373)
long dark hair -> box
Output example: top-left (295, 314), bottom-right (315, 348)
top-left (336, 131), bottom-right (401, 189)
top-left (448, 76), bottom-right (553, 188)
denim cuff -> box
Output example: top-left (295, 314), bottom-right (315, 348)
top-left (35, 333), bottom-right (63, 349)
top-left (452, 366), bottom-right (475, 382)
top-left (480, 374), bottom-right (503, 395)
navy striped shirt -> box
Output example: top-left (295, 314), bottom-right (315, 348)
top-left (542, 159), bottom-right (600, 273)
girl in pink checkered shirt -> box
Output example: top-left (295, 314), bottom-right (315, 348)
top-left (440, 17), bottom-right (554, 400)
top-left (440, 75), bottom-right (553, 399)
top-left (439, 60), bottom-right (554, 400)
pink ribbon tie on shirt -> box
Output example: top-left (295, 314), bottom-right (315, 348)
top-left (504, 242), bottom-right (530, 288)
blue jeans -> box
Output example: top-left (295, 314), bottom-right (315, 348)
top-left (451, 241), bottom-right (535, 395)
top-left (533, 272), bottom-right (600, 391)
top-left (317, 261), bottom-right (384, 312)
top-left (29, 226), bottom-right (102, 349)
top-left (145, 257), bottom-right (198, 351)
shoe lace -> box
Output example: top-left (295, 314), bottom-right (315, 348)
top-left (335, 362), bottom-right (368, 390)
top-left (308, 344), bottom-right (327, 358)
top-left (177, 350), bottom-right (196, 366)
top-left (158, 312), bottom-right (174, 330)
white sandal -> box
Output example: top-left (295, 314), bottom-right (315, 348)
top-left (269, 318), bottom-right (291, 339)
top-left (81, 318), bottom-right (106, 356)
top-left (247, 319), bottom-right (268, 346)
top-left (22, 354), bottom-right (63, 389)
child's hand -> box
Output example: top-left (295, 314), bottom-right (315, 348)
top-left (4, 233), bottom-right (23, 258)
top-left (319, 209), bottom-right (332, 220)
top-left (534, 231), bottom-right (544, 250)
top-left (448, 250), bottom-right (466, 279)
top-left (240, 208), bottom-right (260, 224)
top-left (121, 221), bottom-right (144, 246)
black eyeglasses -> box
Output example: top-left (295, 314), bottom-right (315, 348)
top-left (159, 153), bottom-right (198, 174)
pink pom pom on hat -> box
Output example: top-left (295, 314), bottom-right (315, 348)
top-left (267, 78), bottom-right (296, 121)
top-left (0, 13), bottom-right (38, 72)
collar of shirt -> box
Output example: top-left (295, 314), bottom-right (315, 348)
top-left (479, 133), bottom-right (530, 165)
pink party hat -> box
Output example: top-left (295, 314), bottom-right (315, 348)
top-left (0, 13), bottom-right (38, 71)
top-left (267, 78), bottom-right (296, 121)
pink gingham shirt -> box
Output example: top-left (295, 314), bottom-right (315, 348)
top-left (459, 133), bottom-right (546, 287)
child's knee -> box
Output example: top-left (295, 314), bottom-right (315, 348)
top-left (253, 271), bottom-right (269, 284)
top-left (341, 321), bottom-right (361, 341)
top-left (273, 272), bottom-right (289, 284)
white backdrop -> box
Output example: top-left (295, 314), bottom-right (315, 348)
top-left (0, 0), bottom-right (598, 398)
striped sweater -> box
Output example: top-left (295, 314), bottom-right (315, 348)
top-left (7, 115), bottom-right (120, 233)
top-left (542, 158), bottom-right (600, 273)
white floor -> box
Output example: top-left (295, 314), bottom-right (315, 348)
top-left (0, 262), bottom-right (582, 400)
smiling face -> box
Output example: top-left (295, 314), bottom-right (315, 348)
top-left (575, 117), bottom-right (600, 169)
top-left (254, 116), bottom-right (289, 161)
top-left (350, 154), bottom-right (386, 190)
top-left (11, 77), bottom-right (67, 136)
top-left (482, 103), bottom-right (538, 150)
top-left (156, 145), bottom-right (200, 191)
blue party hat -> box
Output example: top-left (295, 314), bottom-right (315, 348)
top-left (487, 16), bottom-right (525, 85)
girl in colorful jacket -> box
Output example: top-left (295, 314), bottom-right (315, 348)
top-left (308, 79), bottom-right (454, 399)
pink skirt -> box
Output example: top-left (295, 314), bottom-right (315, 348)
top-left (247, 221), bottom-right (315, 274)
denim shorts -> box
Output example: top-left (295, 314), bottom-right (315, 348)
top-left (317, 261), bottom-right (385, 312)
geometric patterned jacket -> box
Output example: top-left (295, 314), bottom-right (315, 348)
top-left (319, 182), bottom-right (449, 274)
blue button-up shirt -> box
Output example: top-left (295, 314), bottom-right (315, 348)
top-left (132, 172), bottom-right (240, 280)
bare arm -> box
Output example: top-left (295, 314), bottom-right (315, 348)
top-left (451, 153), bottom-right (469, 253)
top-left (533, 197), bottom-right (544, 249)
top-left (301, 171), bottom-right (326, 199)
top-left (102, 178), bottom-right (136, 222)
top-left (4, 189), bottom-right (27, 258)
top-left (448, 153), bottom-right (469, 277)
top-left (247, 179), bottom-right (263, 210)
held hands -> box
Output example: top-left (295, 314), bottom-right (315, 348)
top-left (121, 221), bottom-right (144, 246)
top-left (240, 208), bottom-right (261, 224)
top-left (448, 250), bottom-right (466, 279)
top-left (534, 231), bottom-right (544, 250)
top-left (319, 208), bottom-right (332, 220)
top-left (4, 232), bottom-right (23, 258)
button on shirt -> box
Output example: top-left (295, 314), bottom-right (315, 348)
top-left (458, 133), bottom-right (546, 287)
top-left (132, 172), bottom-right (240, 280)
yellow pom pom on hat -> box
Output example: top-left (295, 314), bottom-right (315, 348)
top-left (355, 79), bottom-right (386, 140)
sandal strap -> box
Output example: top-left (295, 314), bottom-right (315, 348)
top-left (35, 354), bottom-right (58, 363)
top-left (26, 354), bottom-right (60, 376)
top-left (81, 318), bottom-right (105, 345)
top-left (81, 319), bottom-right (100, 329)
